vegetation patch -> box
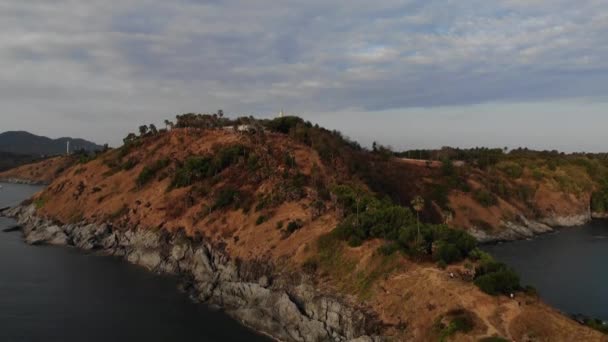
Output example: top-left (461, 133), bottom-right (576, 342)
top-left (255, 215), bottom-right (269, 225)
top-left (591, 181), bottom-right (608, 213)
top-left (434, 309), bottom-right (475, 342)
top-left (34, 197), bottom-right (47, 209)
top-left (137, 158), bottom-right (170, 187)
top-left (473, 189), bottom-right (498, 207)
top-left (497, 161), bottom-right (524, 179)
top-left (212, 187), bottom-right (241, 210)
top-left (171, 145), bottom-right (250, 189)
top-left (471, 249), bottom-right (521, 295)
top-left (331, 185), bottom-right (476, 264)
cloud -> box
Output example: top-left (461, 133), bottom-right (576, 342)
top-left (0, 0), bottom-right (608, 146)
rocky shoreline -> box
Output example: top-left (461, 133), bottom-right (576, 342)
top-left (0, 178), bottom-right (48, 186)
top-left (470, 212), bottom-right (592, 243)
top-left (1, 205), bottom-right (382, 342)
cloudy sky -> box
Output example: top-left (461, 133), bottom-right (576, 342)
top-left (1, 0), bottom-right (607, 151)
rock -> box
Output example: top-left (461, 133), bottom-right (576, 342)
top-left (258, 275), bottom-right (270, 288)
top-left (25, 224), bottom-right (68, 246)
top-left (0, 178), bottom-right (48, 185)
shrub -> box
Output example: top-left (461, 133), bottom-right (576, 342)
top-left (591, 186), bottom-right (608, 213)
top-left (474, 255), bottom-right (521, 296)
top-left (122, 158), bottom-right (138, 171)
top-left (171, 156), bottom-right (213, 188)
top-left (473, 189), bottom-right (498, 207)
top-left (256, 215), bottom-right (268, 225)
top-left (532, 168), bottom-right (544, 181)
top-left (283, 219), bottom-right (304, 236)
top-left (474, 269), bottom-right (520, 295)
top-left (378, 242), bottom-right (400, 256)
top-left (137, 159), bottom-right (170, 187)
top-left (435, 310), bottom-right (474, 342)
top-left (212, 187), bottom-right (240, 210)
top-left (34, 197), bottom-right (47, 209)
top-left (498, 161), bottom-right (523, 179)
top-left (348, 235), bottom-right (363, 247)
top-left (436, 243), bottom-right (463, 264)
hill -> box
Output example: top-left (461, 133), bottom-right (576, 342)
top-left (2, 114), bottom-right (606, 341)
top-left (0, 131), bottom-right (103, 156)
top-left (0, 151), bottom-right (43, 172)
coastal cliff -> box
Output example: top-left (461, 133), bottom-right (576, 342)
top-left (3, 204), bottom-right (381, 342)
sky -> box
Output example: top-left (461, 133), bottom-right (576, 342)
top-left (1, 0), bottom-right (608, 151)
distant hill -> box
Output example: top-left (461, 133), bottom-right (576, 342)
top-left (0, 131), bottom-right (103, 156)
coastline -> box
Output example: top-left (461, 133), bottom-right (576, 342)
top-left (470, 212), bottom-right (593, 244)
top-left (0, 178), bottom-right (49, 186)
top-left (1, 204), bottom-right (382, 342)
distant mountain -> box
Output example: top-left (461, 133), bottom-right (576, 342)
top-left (0, 131), bottom-right (103, 156)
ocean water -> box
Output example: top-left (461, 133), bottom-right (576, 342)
top-left (483, 221), bottom-right (608, 320)
top-left (0, 182), bottom-right (270, 342)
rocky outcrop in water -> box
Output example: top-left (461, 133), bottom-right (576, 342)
top-left (1, 205), bottom-right (382, 342)
top-left (592, 212), bottom-right (608, 219)
top-left (470, 212), bottom-right (592, 243)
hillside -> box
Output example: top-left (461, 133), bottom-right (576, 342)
top-left (0, 131), bottom-right (103, 156)
top-left (7, 114), bottom-right (605, 341)
top-left (0, 151), bottom-right (43, 172)
top-left (0, 156), bottom-right (77, 184)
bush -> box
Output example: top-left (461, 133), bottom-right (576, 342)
top-left (591, 186), bottom-right (608, 213)
top-left (498, 161), bottom-right (523, 179)
top-left (435, 310), bottom-right (474, 342)
top-left (283, 219), bottom-right (304, 236)
top-left (256, 215), bottom-right (268, 225)
top-left (473, 189), bottom-right (498, 207)
top-left (212, 187), bottom-right (240, 210)
top-left (436, 243), bottom-right (463, 264)
top-left (474, 255), bottom-right (521, 295)
top-left (122, 158), bottom-right (138, 170)
top-left (171, 156), bottom-right (213, 188)
top-left (532, 168), bottom-right (544, 181)
top-left (348, 235), bottom-right (363, 247)
top-left (474, 269), bottom-right (520, 295)
top-left (137, 159), bottom-right (170, 187)
top-left (378, 242), bottom-right (400, 256)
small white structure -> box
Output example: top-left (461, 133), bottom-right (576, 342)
top-left (279, 109), bottom-right (284, 118)
top-left (237, 124), bottom-right (256, 133)
top-left (66, 141), bottom-right (70, 155)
